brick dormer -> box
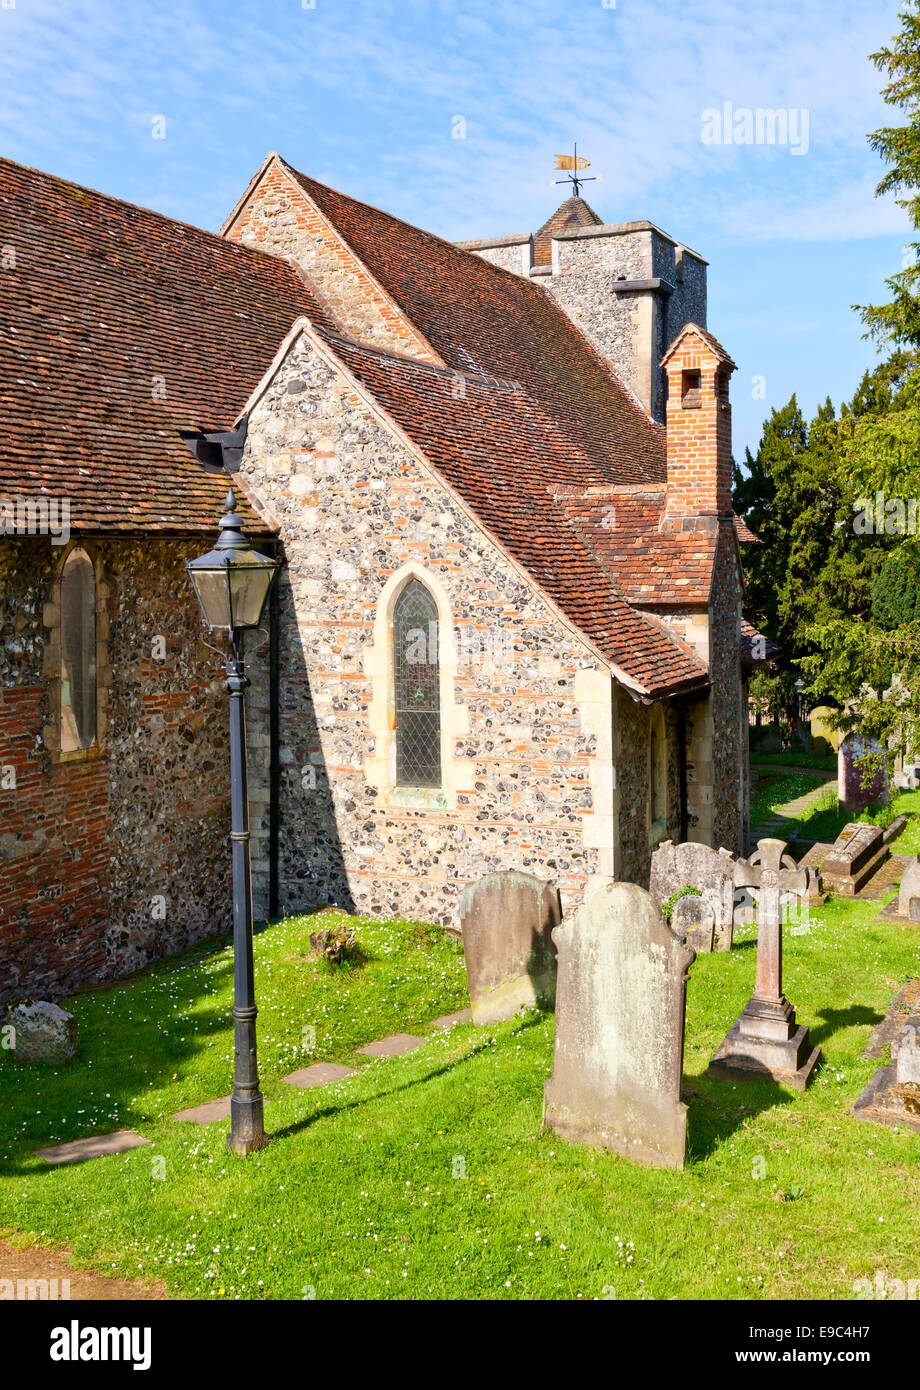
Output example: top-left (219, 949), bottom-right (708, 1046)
top-left (660, 323), bottom-right (736, 531)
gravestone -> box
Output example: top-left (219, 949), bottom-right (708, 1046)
top-left (709, 839), bottom-right (820, 1090)
top-left (459, 870), bottom-right (561, 1025)
top-left (819, 822), bottom-right (888, 897)
top-left (542, 877), bottom-right (695, 1170)
top-left (899, 858), bottom-right (920, 922)
top-left (649, 840), bottom-right (735, 951)
top-left (838, 733), bottom-right (888, 815)
top-left (4, 1001), bottom-right (78, 1064)
top-left (671, 893), bottom-right (715, 953)
top-left (855, 1017), bottom-right (920, 1132)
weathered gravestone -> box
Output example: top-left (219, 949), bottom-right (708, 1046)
top-left (649, 840), bottom-right (735, 952)
top-left (709, 839), bottom-right (820, 1090)
top-left (672, 893), bottom-right (715, 953)
top-left (899, 857), bottom-right (920, 922)
top-left (855, 1018), bottom-right (920, 1132)
top-left (819, 822), bottom-right (888, 897)
top-left (5, 1001), bottom-right (78, 1064)
top-left (838, 732), bottom-right (888, 815)
top-left (542, 877), bottom-right (695, 1170)
top-left (459, 870), bottom-right (560, 1025)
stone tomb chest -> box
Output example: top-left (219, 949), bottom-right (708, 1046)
top-left (819, 823), bottom-right (887, 897)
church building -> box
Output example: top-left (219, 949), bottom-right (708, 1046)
top-left (0, 150), bottom-right (760, 1002)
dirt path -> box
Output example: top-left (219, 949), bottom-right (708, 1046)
top-left (0, 1239), bottom-right (169, 1300)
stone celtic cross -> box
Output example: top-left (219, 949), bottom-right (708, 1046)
top-left (734, 838), bottom-right (809, 1010)
top-left (710, 838), bottom-right (820, 1090)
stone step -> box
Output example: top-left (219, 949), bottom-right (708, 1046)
top-left (36, 1131), bottom-right (151, 1166)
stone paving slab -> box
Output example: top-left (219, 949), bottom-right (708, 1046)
top-left (172, 1095), bottom-right (232, 1123)
top-left (283, 1062), bottom-right (358, 1088)
top-left (431, 1008), bottom-right (473, 1029)
top-left (855, 852), bottom-right (911, 901)
top-left (356, 1033), bottom-right (426, 1058)
top-left (36, 1131), bottom-right (150, 1166)
top-left (862, 978), bottom-right (920, 1061)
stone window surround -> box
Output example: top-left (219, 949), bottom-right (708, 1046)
top-left (649, 701), bottom-right (668, 848)
top-left (363, 562), bottom-right (471, 812)
top-left (42, 541), bottom-right (110, 764)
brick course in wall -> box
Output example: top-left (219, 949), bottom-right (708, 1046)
top-left (0, 537), bottom-right (233, 1004)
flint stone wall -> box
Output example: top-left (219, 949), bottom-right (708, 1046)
top-left (240, 331), bottom-right (631, 928)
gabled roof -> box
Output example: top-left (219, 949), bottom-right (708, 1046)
top-left (2, 154), bottom-right (718, 697)
top-left (532, 195), bottom-right (604, 265)
top-left (304, 330), bottom-right (707, 696)
top-left (661, 321), bottom-right (737, 371)
top-left (0, 156), bottom-right (324, 532)
top-left (276, 159), bottom-right (666, 489)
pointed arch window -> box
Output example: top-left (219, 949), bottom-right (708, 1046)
top-left (60, 548), bottom-right (97, 753)
top-left (394, 579), bottom-right (442, 788)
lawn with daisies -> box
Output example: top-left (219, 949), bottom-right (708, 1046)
top-left (3, 898), bottom-right (920, 1300)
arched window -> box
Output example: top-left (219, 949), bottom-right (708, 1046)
top-left (60, 549), bottom-right (97, 753)
top-left (394, 578), bottom-right (441, 788)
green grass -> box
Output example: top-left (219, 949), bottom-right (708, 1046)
top-left (751, 750), bottom-right (838, 773)
top-left (749, 772), bottom-right (831, 830)
top-left (4, 897), bottom-right (920, 1300)
top-left (799, 789), bottom-right (920, 852)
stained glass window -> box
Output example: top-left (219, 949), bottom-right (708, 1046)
top-left (394, 579), bottom-right (441, 788)
top-left (60, 549), bottom-right (97, 753)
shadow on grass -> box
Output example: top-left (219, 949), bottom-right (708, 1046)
top-left (809, 1003), bottom-right (882, 1049)
top-left (268, 1015), bottom-right (545, 1146)
top-left (684, 1070), bottom-right (797, 1162)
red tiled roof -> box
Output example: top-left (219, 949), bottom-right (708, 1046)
top-left (314, 333), bottom-right (707, 695)
top-left (532, 195), bottom-right (603, 266)
top-left (0, 157), bottom-right (326, 532)
top-left (280, 160), bottom-right (666, 490)
top-left (734, 515), bottom-right (760, 544)
top-left (1, 154), bottom-right (721, 696)
top-left (551, 485), bottom-right (717, 606)
top-left (741, 617), bottom-right (779, 666)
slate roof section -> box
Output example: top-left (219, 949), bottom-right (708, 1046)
top-left (0, 156), bottom-right (325, 533)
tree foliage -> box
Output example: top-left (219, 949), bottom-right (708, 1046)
top-left (737, 2), bottom-right (920, 765)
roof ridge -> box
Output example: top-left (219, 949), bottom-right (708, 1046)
top-left (280, 156), bottom-right (556, 292)
top-left (0, 155), bottom-right (300, 276)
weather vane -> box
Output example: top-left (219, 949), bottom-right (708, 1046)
top-left (553, 142), bottom-right (599, 198)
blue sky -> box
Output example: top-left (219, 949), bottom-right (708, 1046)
top-left (0, 0), bottom-right (911, 455)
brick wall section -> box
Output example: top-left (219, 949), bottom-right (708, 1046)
top-left (0, 537), bottom-right (232, 1004)
top-left (663, 332), bottom-right (733, 522)
top-left (225, 162), bottom-right (440, 366)
top-left (240, 330), bottom-right (627, 927)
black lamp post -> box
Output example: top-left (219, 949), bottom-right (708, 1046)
top-left (186, 489), bottom-right (279, 1157)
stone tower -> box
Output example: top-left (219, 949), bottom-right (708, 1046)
top-left (455, 200), bottom-right (707, 422)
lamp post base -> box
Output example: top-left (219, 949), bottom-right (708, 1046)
top-left (226, 1092), bottom-right (269, 1157)
top-left (227, 1131), bottom-right (270, 1158)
